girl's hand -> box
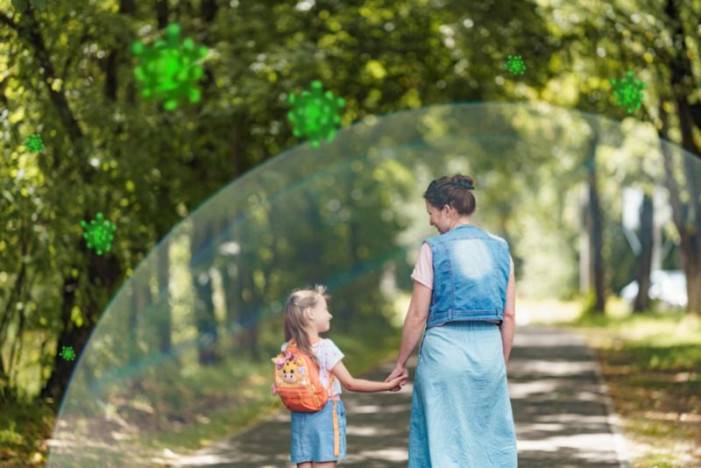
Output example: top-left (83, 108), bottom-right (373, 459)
top-left (386, 376), bottom-right (404, 391)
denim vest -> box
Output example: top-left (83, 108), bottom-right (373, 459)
top-left (424, 224), bottom-right (511, 329)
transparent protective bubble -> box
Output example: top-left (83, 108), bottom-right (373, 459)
top-left (46, 102), bottom-right (700, 466)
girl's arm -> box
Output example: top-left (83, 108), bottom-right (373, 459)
top-left (331, 360), bottom-right (402, 393)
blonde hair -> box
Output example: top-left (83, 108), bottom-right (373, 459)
top-left (283, 284), bottom-right (331, 368)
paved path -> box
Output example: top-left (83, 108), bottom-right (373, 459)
top-left (156, 325), bottom-right (631, 467)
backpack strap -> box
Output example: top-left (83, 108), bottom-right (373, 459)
top-left (331, 399), bottom-right (340, 456)
top-left (327, 372), bottom-right (336, 395)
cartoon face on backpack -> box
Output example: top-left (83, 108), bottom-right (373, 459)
top-left (272, 350), bottom-right (310, 387)
top-left (281, 358), bottom-right (307, 384)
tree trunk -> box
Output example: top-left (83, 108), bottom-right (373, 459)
top-left (201, 0), bottom-right (219, 22)
top-left (220, 263), bottom-right (239, 347)
top-left (40, 243), bottom-right (122, 406)
top-left (658, 98), bottom-right (701, 315)
top-left (39, 274), bottom-right (79, 406)
top-left (579, 186), bottom-right (591, 293)
top-left (585, 128), bottom-right (606, 314)
top-left (0, 246), bottom-right (28, 399)
top-left (156, 239), bottom-right (173, 355)
top-left (664, 0), bottom-right (701, 161)
top-left (103, 0), bottom-right (135, 101)
top-left (232, 251), bottom-right (262, 361)
top-left (663, 0), bottom-right (701, 314)
top-left (10, 8), bottom-right (84, 171)
top-left (127, 276), bottom-right (144, 369)
top-left (633, 192), bottom-right (654, 312)
top-left (672, 98), bottom-right (701, 315)
top-left (156, 0), bottom-right (169, 29)
top-left (190, 222), bottom-right (220, 365)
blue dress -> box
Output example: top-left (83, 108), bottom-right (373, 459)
top-left (408, 320), bottom-right (518, 467)
top-left (290, 398), bottom-right (347, 464)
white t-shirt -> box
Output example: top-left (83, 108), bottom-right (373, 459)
top-left (281, 338), bottom-right (345, 397)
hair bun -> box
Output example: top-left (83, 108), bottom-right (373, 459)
top-left (455, 179), bottom-right (475, 190)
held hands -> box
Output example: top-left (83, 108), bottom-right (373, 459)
top-left (384, 363), bottom-right (410, 392)
top-left (385, 376), bottom-right (404, 392)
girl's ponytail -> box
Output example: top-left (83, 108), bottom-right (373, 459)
top-left (282, 284), bottom-right (331, 368)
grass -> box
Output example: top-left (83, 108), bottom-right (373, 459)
top-left (0, 397), bottom-right (54, 466)
top-left (539, 296), bottom-right (701, 467)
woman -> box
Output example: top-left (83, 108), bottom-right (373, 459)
top-left (385, 174), bottom-right (518, 467)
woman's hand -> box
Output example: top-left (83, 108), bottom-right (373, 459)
top-left (385, 376), bottom-right (404, 391)
top-left (385, 364), bottom-right (409, 392)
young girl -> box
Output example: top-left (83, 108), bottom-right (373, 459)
top-left (280, 284), bottom-right (405, 468)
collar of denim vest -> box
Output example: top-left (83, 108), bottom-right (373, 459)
top-left (447, 223), bottom-right (474, 232)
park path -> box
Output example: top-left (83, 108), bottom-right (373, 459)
top-left (154, 324), bottom-right (632, 467)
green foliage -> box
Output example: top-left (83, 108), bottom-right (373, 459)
top-left (11, 0), bottom-right (46, 12)
top-left (579, 290), bottom-right (603, 317)
top-left (0, 399), bottom-right (54, 465)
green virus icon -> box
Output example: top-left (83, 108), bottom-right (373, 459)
top-left (504, 55), bottom-right (526, 76)
top-left (131, 22), bottom-right (209, 111)
top-left (25, 133), bottom-right (44, 153)
top-left (59, 346), bottom-right (76, 361)
top-left (287, 80), bottom-right (346, 148)
top-left (610, 70), bottom-right (646, 114)
top-left (80, 212), bottom-right (116, 255)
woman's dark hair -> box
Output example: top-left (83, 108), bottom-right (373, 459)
top-left (423, 174), bottom-right (477, 216)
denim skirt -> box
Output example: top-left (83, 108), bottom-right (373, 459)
top-left (290, 397), bottom-right (347, 464)
top-left (408, 320), bottom-right (518, 467)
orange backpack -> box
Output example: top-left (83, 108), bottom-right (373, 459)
top-left (271, 339), bottom-right (336, 412)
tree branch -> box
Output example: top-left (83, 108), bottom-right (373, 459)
top-left (0, 11), bottom-right (20, 32)
top-left (9, 7), bottom-right (87, 177)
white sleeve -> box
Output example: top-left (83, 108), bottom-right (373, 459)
top-left (324, 339), bottom-right (345, 371)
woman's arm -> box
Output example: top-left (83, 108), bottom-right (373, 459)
top-left (500, 258), bottom-right (516, 364)
top-left (331, 361), bottom-right (402, 392)
top-left (395, 280), bottom-right (431, 367)
top-left (382, 280), bottom-right (431, 387)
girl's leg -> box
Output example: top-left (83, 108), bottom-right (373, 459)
top-left (297, 462), bottom-right (313, 468)
top-left (312, 462), bottom-right (337, 468)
